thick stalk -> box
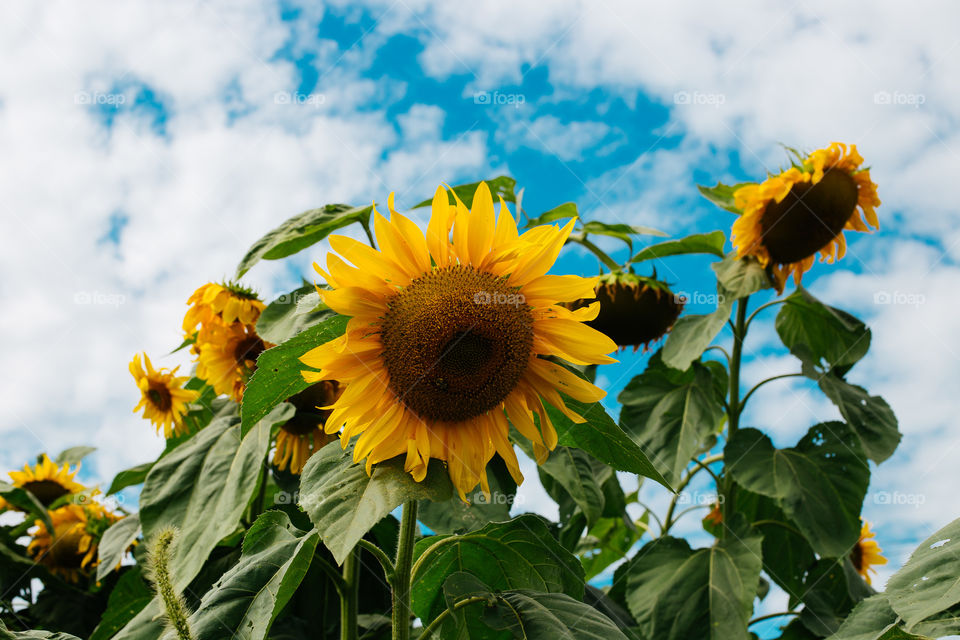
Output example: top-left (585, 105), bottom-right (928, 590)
top-left (340, 549), bottom-right (360, 640)
top-left (571, 235), bottom-right (622, 272)
top-left (392, 500), bottom-right (419, 640)
top-left (723, 297), bottom-right (749, 531)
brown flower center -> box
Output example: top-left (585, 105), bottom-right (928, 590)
top-left (284, 381), bottom-right (341, 436)
top-left (586, 283), bottom-right (683, 348)
top-left (147, 384), bottom-right (172, 412)
top-left (380, 265), bottom-right (534, 422)
top-left (234, 335), bottom-right (266, 368)
top-left (23, 480), bottom-right (70, 507)
top-left (760, 169), bottom-right (859, 264)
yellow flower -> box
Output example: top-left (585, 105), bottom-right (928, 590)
top-left (569, 272), bottom-right (683, 351)
top-left (130, 353), bottom-right (200, 439)
top-left (0, 455), bottom-right (85, 510)
top-left (195, 319), bottom-right (269, 402)
top-left (850, 519), bottom-right (887, 585)
top-left (182, 282), bottom-right (265, 339)
top-left (731, 142), bottom-right (880, 293)
top-left (273, 381), bottom-right (342, 475)
top-left (28, 503), bottom-right (122, 583)
top-left (300, 183), bottom-right (617, 499)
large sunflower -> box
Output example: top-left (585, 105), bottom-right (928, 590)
top-left (28, 503), bottom-right (122, 583)
top-left (731, 142), bottom-right (880, 292)
top-left (850, 519), bottom-right (887, 585)
top-left (195, 319), bottom-right (270, 401)
top-left (0, 455), bottom-right (85, 510)
top-left (273, 381), bottom-right (341, 474)
top-left (130, 353), bottom-right (200, 439)
top-left (300, 184), bottom-right (617, 499)
top-left (183, 282), bottom-right (265, 339)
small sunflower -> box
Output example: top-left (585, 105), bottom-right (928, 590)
top-left (183, 282), bottom-right (266, 338)
top-left (568, 272), bottom-right (683, 351)
top-left (850, 519), bottom-right (887, 585)
top-left (731, 142), bottom-right (880, 292)
top-left (1, 455), bottom-right (85, 509)
top-left (704, 503), bottom-right (723, 527)
top-left (273, 381), bottom-right (342, 474)
top-left (130, 353), bottom-right (201, 439)
top-left (195, 319), bottom-right (270, 402)
top-left (300, 184), bottom-right (617, 499)
top-left (28, 503), bottom-right (122, 583)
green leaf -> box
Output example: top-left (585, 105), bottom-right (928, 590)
top-left (256, 284), bottom-right (335, 345)
top-left (698, 182), bottom-right (751, 213)
top-left (661, 295), bottom-right (733, 371)
top-left (96, 514), bottom-right (141, 580)
top-left (411, 514), bottom-right (585, 624)
top-left (298, 441), bottom-right (451, 564)
top-left (581, 221), bottom-right (667, 249)
top-left (240, 314), bottom-right (348, 436)
top-left (725, 423), bottom-right (869, 557)
top-left (53, 446), bottom-right (96, 465)
top-left (523, 202), bottom-right (578, 228)
top-left (827, 595), bottom-right (904, 640)
top-left (89, 569), bottom-right (153, 640)
top-left (545, 397), bottom-right (670, 490)
top-left (712, 253), bottom-right (772, 299)
top-left (629, 230), bottom-right (727, 263)
top-left (183, 511), bottom-right (321, 640)
top-left (414, 176), bottom-right (516, 208)
top-left (418, 456), bottom-right (517, 535)
top-left (815, 372), bottom-right (901, 464)
top-left (0, 483), bottom-right (52, 532)
top-left (579, 514), bottom-right (640, 581)
top-left (885, 516), bottom-right (960, 629)
top-left (489, 590), bottom-right (632, 639)
top-left (106, 462), bottom-right (154, 495)
top-left (776, 288), bottom-right (872, 369)
top-left (797, 558), bottom-right (870, 636)
top-left (536, 446), bottom-right (610, 526)
top-left (621, 526), bottom-right (763, 640)
top-left (235, 203), bottom-right (372, 278)
top-left (0, 622), bottom-right (83, 639)
top-left (619, 360), bottom-right (725, 487)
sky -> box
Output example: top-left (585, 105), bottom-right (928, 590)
top-left (2, 0), bottom-right (959, 635)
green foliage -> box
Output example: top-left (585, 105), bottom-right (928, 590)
top-left (96, 514), bottom-right (141, 580)
top-left (255, 284), bottom-right (335, 345)
top-left (697, 182), bottom-right (752, 213)
top-left (629, 230), bottom-right (727, 263)
top-left (414, 176), bottom-right (517, 208)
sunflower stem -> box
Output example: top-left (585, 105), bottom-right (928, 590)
top-left (723, 296), bottom-right (749, 535)
top-left (571, 234), bottom-right (623, 272)
top-left (340, 548), bottom-right (360, 640)
top-left (419, 596), bottom-right (490, 639)
top-left (361, 217), bottom-right (377, 249)
top-left (392, 500), bottom-right (418, 640)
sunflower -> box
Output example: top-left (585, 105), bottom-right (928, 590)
top-left (130, 353), bottom-right (201, 439)
top-left (28, 503), bottom-right (122, 583)
top-left (273, 381), bottom-right (341, 474)
top-left (300, 184), bottom-right (617, 499)
top-left (568, 272), bottom-right (683, 351)
top-left (0, 455), bottom-right (85, 510)
top-left (731, 142), bottom-right (880, 293)
top-left (182, 282), bottom-right (265, 339)
top-left (195, 319), bottom-right (270, 402)
top-left (850, 519), bottom-right (887, 585)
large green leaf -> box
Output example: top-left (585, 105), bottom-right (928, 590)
top-left (545, 397), bottom-right (670, 489)
top-left (579, 514), bottom-right (640, 581)
top-left (797, 558), bottom-right (871, 636)
top-left (619, 360), bottom-right (724, 486)
top-left (489, 590), bottom-right (632, 639)
top-left (53, 446), bottom-right (96, 465)
top-left (240, 314), bottom-right (347, 436)
top-left (96, 513), bottom-right (141, 580)
top-left (621, 527), bottom-right (763, 640)
top-left (298, 441), bottom-right (451, 564)
top-left (235, 203), bottom-right (372, 278)
top-left (106, 462), bottom-right (154, 496)
top-left (885, 516), bottom-right (960, 629)
top-left (89, 569), bottom-right (153, 640)
top-left (712, 253), bottom-right (772, 299)
top-left (0, 622), bottom-right (83, 639)
top-left (523, 202), bottom-right (578, 228)
top-left (776, 288), bottom-right (871, 369)
top-left (176, 511), bottom-right (320, 640)
top-left (418, 456), bottom-right (517, 535)
top-left (629, 230), bottom-right (727, 263)
top-left (536, 446), bottom-right (610, 526)
top-left (256, 284), bottom-right (335, 345)
top-left (815, 372), bottom-right (900, 463)
top-left (725, 423), bottom-right (869, 557)
top-left (698, 182), bottom-right (752, 213)
top-left (0, 483), bottom-right (52, 532)
top-left (411, 515), bottom-right (585, 624)
top-left (661, 295), bottom-right (733, 371)
top-left (414, 176), bottom-right (516, 208)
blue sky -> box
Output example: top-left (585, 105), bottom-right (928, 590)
top-left (2, 1), bottom-right (960, 636)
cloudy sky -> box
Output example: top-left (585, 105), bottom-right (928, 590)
top-left (2, 0), bottom-right (958, 633)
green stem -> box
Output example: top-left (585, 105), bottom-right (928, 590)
top-left (314, 555), bottom-right (348, 598)
top-left (361, 217), bottom-right (377, 249)
top-left (740, 373), bottom-right (804, 409)
top-left (392, 500), bottom-right (419, 640)
top-left (744, 299), bottom-right (786, 332)
top-left (749, 611), bottom-right (799, 626)
top-left (704, 344), bottom-right (732, 365)
top-left (419, 596), bottom-right (490, 639)
top-left (660, 454), bottom-right (723, 536)
top-left (571, 234), bottom-right (622, 272)
top-left (723, 297), bottom-right (749, 533)
top-left (357, 539), bottom-right (395, 579)
top-left (341, 549), bottom-right (360, 640)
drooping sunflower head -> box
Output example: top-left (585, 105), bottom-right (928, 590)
top-left (194, 319), bottom-right (270, 402)
top-left (273, 381), bottom-right (341, 475)
top-left (182, 281), bottom-right (265, 338)
top-left (731, 142), bottom-right (880, 293)
top-left (130, 353), bottom-right (201, 439)
top-left (568, 271), bottom-right (683, 351)
top-left (2, 455), bottom-right (85, 509)
top-left (28, 503), bottom-right (122, 583)
top-left (850, 519), bottom-right (887, 585)
top-left (300, 183), bottom-right (617, 499)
